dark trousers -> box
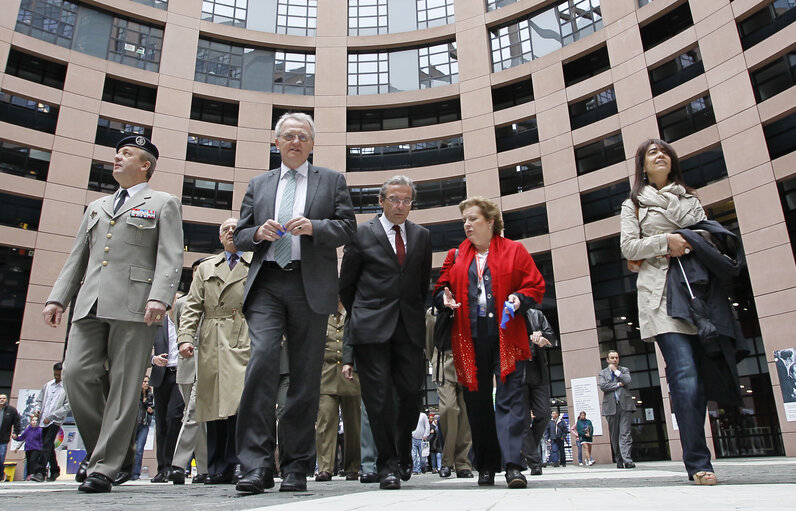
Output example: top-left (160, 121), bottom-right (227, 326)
top-left (463, 317), bottom-right (528, 472)
top-left (236, 268), bottom-right (327, 476)
top-left (656, 332), bottom-right (713, 477)
top-left (521, 360), bottom-right (550, 467)
top-left (26, 449), bottom-right (43, 477)
top-left (550, 438), bottom-right (565, 466)
top-left (40, 423), bottom-right (61, 475)
top-left (354, 318), bottom-right (424, 476)
top-left (153, 368), bottom-right (184, 473)
top-left (206, 415), bottom-right (239, 476)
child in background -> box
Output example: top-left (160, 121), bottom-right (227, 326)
top-left (15, 415), bottom-right (44, 481)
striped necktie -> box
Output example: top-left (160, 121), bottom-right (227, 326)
top-left (274, 170), bottom-right (297, 268)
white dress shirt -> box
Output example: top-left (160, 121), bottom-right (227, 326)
top-left (265, 161), bottom-right (309, 262)
top-left (378, 213), bottom-right (407, 254)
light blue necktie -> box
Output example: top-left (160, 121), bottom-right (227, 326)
top-left (274, 170), bottom-right (297, 268)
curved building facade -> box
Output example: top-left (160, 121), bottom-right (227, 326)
top-left (1, 0), bottom-right (795, 464)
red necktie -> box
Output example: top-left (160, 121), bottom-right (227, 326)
top-left (393, 225), bottom-right (405, 266)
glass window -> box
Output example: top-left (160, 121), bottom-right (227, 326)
top-left (779, 176), bottom-right (796, 261)
top-left (103, 77), bottom-right (157, 112)
top-left (0, 92), bottom-right (59, 134)
top-left (486, 0), bottom-right (519, 12)
top-left (738, 0), bottom-right (796, 50)
top-left (347, 99), bottom-right (461, 131)
top-left (276, 0), bottom-right (317, 36)
top-left (657, 95), bottom-right (716, 143)
top-left (0, 246), bottom-right (34, 394)
top-left (563, 46), bottom-right (610, 86)
top-left (569, 88), bottom-right (617, 130)
top-left (95, 118), bottom-right (152, 148)
top-left (580, 181), bottom-right (630, 224)
top-left (0, 140), bottom-right (50, 181)
top-left (639, 2), bottom-right (693, 50)
top-left (347, 137), bottom-right (463, 172)
top-left (0, 192), bottom-right (42, 231)
top-left (680, 146), bottom-right (728, 189)
top-left (15, 0), bottom-right (78, 49)
top-left (348, 52), bottom-right (389, 95)
top-left (349, 186), bottom-right (382, 214)
top-left (4, 48), bottom-right (67, 89)
top-left (499, 160), bottom-right (543, 196)
top-left (201, 0), bottom-right (248, 27)
top-left (274, 51), bottom-right (315, 95)
top-left (107, 17), bottom-right (163, 72)
top-left (574, 133), bottom-right (624, 175)
top-left (182, 177), bottom-right (234, 209)
top-left (750, 52), bottom-right (796, 103)
top-left (495, 118), bottom-right (539, 152)
top-left (417, 0), bottom-right (454, 29)
top-left (183, 221), bottom-right (222, 253)
top-left (348, 0), bottom-right (388, 36)
top-left (349, 41), bottom-right (457, 95)
top-left (502, 205), bottom-right (549, 239)
top-left (271, 107), bottom-right (314, 129)
top-left (186, 135), bottom-right (237, 167)
top-left (131, 0), bottom-right (168, 9)
top-left (195, 39), bottom-right (244, 89)
top-left (414, 177), bottom-right (466, 209)
top-left (649, 47), bottom-right (704, 97)
top-left (419, 42), bottom-right (458, 89)
top-left (191, 96), bottom-right (239, 126)
top-left (490, 0), bottom-right (603, 72)
top-left (763, 111), bottom-right (796, 160)
top-left (88, 161), bottom-right (117, 194)
top-left (427, 221), bottom-right (466, 252)
top-left (492, 80), bottom-right (534, 111)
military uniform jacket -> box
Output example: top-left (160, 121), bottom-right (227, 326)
top-left (177, 252), bottom-right (252, 422)
top-left (320, 309), bottom-right (360, 397)
top-left (47, 185), bottom-right (183, 322)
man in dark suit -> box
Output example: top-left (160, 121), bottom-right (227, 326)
top-left (544, 410), bottom-right (568, 467)
top-left (150, 309), bottom-right (185, 483)
top-left (233, 113), bottom-right (356, 494)
top-left (521, 308), bottom-right (557, 475)
top-left (42, 136), bottom-right (183, 493)
top-left (339, 175), bottom-right (432, 490)
top-left (598, 350), bottom-right (637, 469)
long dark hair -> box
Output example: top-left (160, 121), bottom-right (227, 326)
top-left (629, 138), bottom-right (695, 206)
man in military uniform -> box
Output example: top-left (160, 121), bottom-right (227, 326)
top-left (42, 136), bottom-right (183, 493)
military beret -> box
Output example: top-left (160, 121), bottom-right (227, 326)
top-left (116, 135), bottom-right (159, 160)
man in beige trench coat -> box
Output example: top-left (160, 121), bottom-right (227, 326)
top-left (178, 218), bottom-right (252, 484)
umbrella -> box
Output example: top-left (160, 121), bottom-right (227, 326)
top-left (676, 257), bottom-right (718, 342)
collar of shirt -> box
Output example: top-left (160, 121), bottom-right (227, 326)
top-left (225, 251), bottom-right (244, 264)
top-left (280, 160), bottom-right (309, 180)
top-left (379, 213), bottom-right (407, 253)
top-left (117, 182), bottom-right (147, 201)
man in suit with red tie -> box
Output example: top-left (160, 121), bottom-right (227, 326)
top-left (340, 175), bottom-right (432, 490)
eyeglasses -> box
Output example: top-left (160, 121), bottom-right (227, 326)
top-left (221, 225), bottom-right (235, 234)
top-left (279, 132), bottom-right (311, 143)
top-left (382, 196), bottom-right (413, 206)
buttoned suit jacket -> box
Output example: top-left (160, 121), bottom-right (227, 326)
top-left (47, 184), bottom-right (183, 321)
top-left (234, 165), bottom-right (356, 315)
top-left (339, 216), bottom-right (432, 348)
top-left (598, 365), bottom-right (637, 415)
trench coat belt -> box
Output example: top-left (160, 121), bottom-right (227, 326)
top-left (203, 308), bottom-right (238, 319)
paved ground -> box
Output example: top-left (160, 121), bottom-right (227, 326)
top-left (1, 458), bottom-right (793, 510)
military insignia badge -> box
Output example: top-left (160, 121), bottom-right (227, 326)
top-left (135, 135), bottom-right (147, 146)
top-left (90, 210), bottom-right (97, 219)
top-left (130, 208), bottom-right (156, 219)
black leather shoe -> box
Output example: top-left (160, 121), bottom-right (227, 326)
top-left (151, 471), bottom-right (168, 483)
top-left (477, 470), bottom-right (495, 486)
top-left (530, 465), bottom-right (543, 476)
top-left (505, 468), bottom-right (527, 489)
top-left (78, 473), bottom-right (113, 493)
top-left (397, 464), bottom-right (412, 482)
top-left (439, 466), bottom-right (452, 478)
top-left (236, 468), bottom-right (275, 494)
top-left (169, 467), bottom-right (186, 485)
top-left (233, 464), bottom-right (243, 482)
top-left (315, 471), bottom-right (332, 482)
top-left (75, 461), bottom-right (89, 483)
top-left (624, 462), bottom-right (636, 469)
top-left (205, 471), bottom-right (234, 485)
top-left (456, 469), bottom-right (473, 478)
top-left (193, 473), bottom-right (209, 484)
top-left (379, 473), bottom-right (401, 489)
top-left (280, 472), bottom-right (307, 492)
top-left (360, 472), bottom-right (380, 483)
top-left (345, 472), bottom-right (358, 481)
top-left (113, 470), bottom-right (132, 486)
top-left (617, 461), bottom-right (624, 469)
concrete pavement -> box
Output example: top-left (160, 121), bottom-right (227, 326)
top-left (1, 457), bottom-right (793, 510)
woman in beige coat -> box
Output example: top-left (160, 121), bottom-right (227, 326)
top-left (619, 138), bottom-right (716, 486)
top-left (178, 221), bottom-right (252, 483)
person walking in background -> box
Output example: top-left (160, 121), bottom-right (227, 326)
top-left (233, 113), bottom-right (356, 494)
top-left (434, 197), bottom-right (545, 489)
top-left (570, 419), bottom-right (582, 466)
top-left (15, 415), bottom-right (44, 481)
top-left (427, 415), bottom-right (442, 473)
top-left (34, 362), bottom-right (70, 481)
top-left (132, 376), bottom-right (154, 480)
top-left (544, 410), bottom-right (568, 468)
top-left (598, 351), bottom-right (636, 469)
top-left (0, 393), bottom-right (21, 482)
top-left (315, 302), bottom-right (361, 482)
top-left (575, 412), bottom-right (595, 466)
top-left (41, 135), bottom-right (183, 493)
top-left (410, 411), bottom-right (430, 475)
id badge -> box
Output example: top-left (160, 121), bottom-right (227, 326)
top-left (478, 303), bottom-right (487, 317)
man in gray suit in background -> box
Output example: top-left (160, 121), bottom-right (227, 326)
top-left (42, 136), bottom-right (184, 493)
top-left (598, 350), bottom-right (637, 469)
top-left (233, 113), bottom-right (356, 494)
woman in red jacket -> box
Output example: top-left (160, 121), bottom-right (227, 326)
top-left (434, 197), bottom-right (545, 489)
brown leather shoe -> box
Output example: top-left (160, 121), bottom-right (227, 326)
top-left (315, 471), bottom-right (332, 482)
